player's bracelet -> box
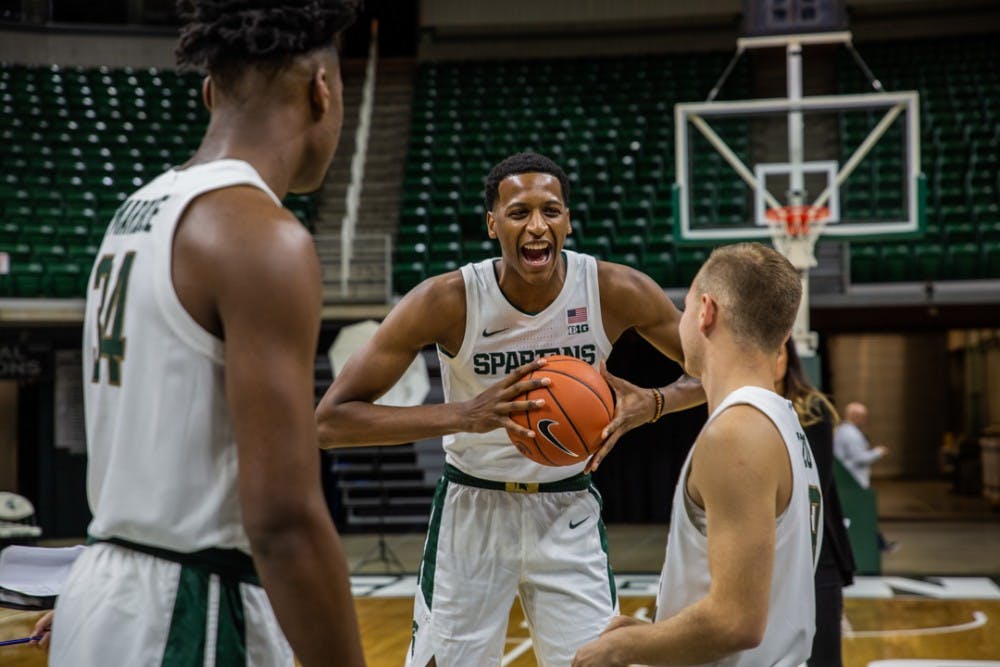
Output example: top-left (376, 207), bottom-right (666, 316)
top-left (649, 387), bottom-right (665, 423)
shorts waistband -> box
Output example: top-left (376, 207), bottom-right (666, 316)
top-left (90, 536), bottom-right (261, 586)
top-left (443, 463), bottom-right (591, 493)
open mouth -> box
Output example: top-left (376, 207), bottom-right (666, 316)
top-left (520, 241), bottom-right (552, 267)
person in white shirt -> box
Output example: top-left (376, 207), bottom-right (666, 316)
top-left (834, 402), bottom-right (896, 552)
top-left (833, 402), bottom-right (888, 488)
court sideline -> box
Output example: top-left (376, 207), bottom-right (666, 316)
top-left (2, 480), bottom-right (998, 666)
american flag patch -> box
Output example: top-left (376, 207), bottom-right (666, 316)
top-left (567, 307), bottom-right (588, 324)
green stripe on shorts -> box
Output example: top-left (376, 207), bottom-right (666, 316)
top-left (419, 476), bottom-right (449, 608)
top-left (162, 565), bottom-right (209, 666)
top-left (215, 578), bottom-right (247, 667)
top-left (588, 485), bottom-right (617, 606)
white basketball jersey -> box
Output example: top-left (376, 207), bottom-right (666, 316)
top-left (655, 386), bottom-right (823, 667)
top-left (83, 159), bottom-right (283, 555)
top-left (439, 250), bottom-right (613, 483)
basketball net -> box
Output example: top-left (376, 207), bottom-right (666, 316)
top-left (765, 205), bottom-right (829, 271)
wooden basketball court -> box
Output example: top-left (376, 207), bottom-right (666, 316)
top-left (4, 588), bottom-right (1000, 666)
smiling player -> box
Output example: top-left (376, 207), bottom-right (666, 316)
top-left (316, 151), bottom-right (702, 666)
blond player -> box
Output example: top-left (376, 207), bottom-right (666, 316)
top-left (574, 243), bottom-right (822, 666)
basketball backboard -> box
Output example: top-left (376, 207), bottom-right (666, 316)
top-left (671, 31), bottom-right (924, 355)
top-left (673, 32), bottom-right (924, 245)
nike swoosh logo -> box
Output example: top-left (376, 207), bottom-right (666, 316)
top-left (482, 327), bottom-right (510, 337)
top-left (569, 516), bottom-right (590, 529)
top-left (538, 419), bottom-right (579, 457)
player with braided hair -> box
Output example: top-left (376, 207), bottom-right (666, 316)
top-left (40, 2), bottom-right (366, 665)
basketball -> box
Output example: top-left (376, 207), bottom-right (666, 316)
top-left (506, 355), bottom-right (615, 466)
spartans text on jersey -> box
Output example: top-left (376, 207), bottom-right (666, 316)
top-left (472, 345), bottom-right (597, 376)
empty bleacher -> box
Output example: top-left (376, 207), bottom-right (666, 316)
top-left (397, 35), bottom-right (1000, 290)
top-left (395, 52), bottom-right (749, 292)
top-left (2, 35), bottom-right (998, 299)
top-left (839, 36), bottom-right (1000, 282)
top-left (0, 63), bottom-right (316, 298)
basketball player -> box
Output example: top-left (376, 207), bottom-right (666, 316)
top-left (316, 152), bottom-right (703, 666)
top-left (573, 243), bottom-right (822, 667)
top-left (47, 2), bottom-right (365, 666)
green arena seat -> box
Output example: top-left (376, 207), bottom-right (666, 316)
top-left (396, 223), bottom-right (430, 247)
top-left (913, 244), bottom-right (945, 281)
top-left (0, 223), bottom-right (20, 245)
top-left (46, 262), bottom-right (84, 298)
top-left (980, 242), bottom-right (1000, 278)
top-left (946, 243), bottom-right (981, 279)
top-left (11, 261), bottom-right (45, 297)
top-left (462, 240), bottom-right (494, 262)
top-left (396, 241), bottom-right (428, 264)
top-left (426, 259), bottom-right (460, 275)
top-left (641, 251), bottom-right (675, 286)
top-left (392, 261), bottom-right (425, 295)
top-left (850, 244), bottom-right (879, 283)
top-left (676, 249), bottom-right (708, 286)
top-left (879, 244), bottom-right (911, 282)
top-left (577, 235), bottom-right (612, 259)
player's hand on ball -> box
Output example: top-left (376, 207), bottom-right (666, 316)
top-left (461, 358), bottom-right (549, 437)
top-left (585, 361), bottom-right (657, 473)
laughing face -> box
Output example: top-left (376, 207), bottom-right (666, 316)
top-left (487, 172), bottom-right (572, 299)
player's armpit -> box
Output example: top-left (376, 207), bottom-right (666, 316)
top-left (315, 272), bottom-right (479, 447)
top-left (597, 261), bottom-right (686, 363)
top-left (661, 373), bottom-right (705, 414)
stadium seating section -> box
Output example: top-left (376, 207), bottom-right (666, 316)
top-left (397, 36), bottom-right (999, 291)
top-left (0, 65), bottom-right (316, 298)
top-left (838, 38), bottom-right (1000, 283)
top-left (0, 35), bottom-right (997, 298)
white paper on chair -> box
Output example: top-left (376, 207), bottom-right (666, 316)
top-left (0, 545), bottom-right (86, 597)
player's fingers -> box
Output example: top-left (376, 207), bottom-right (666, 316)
top-left (31, 612), bottom-right (52, 647)
top-left (599, 359), bottom-right (624, 388)
top-left (504, 375), bottom-right (550, 397)
top-left (502, 417), bottom-right (535, 439)
top-left (502, 398), bottom-right (545, 414)
top-left (601, 615), bottom-right (639, 635)
top-left (506, 357), bottom-right (548, 384)
top-left (601, 407), bottom-right (629, 441)
top-left (585, 431), bottom-right (622, 473)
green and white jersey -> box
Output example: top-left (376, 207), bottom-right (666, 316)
top-left (83, 159), bottom-right (282, 555)
top-left (655, 386), bottom-right (823, 667)
top-left (438, 250), bottom-right (613, 483)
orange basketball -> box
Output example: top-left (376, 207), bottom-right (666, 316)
top-left (507, 355), bottom-right (615, 466)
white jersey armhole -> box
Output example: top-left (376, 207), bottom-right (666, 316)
top-left (447, 263), bottom-right (479, 364)
top-left (711, 394), bottom-right (798, 522)
top-left (584, 255), bottom-right (614, 355)
top-left (150, 162), bottom-right (283, 365)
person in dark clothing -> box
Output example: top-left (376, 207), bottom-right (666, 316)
top-left (775, 338), bottom-right (856, 667)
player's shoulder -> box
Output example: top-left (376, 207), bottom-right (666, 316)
top-left (699, 403), bottom-right (784, 460)
top-left (180, 185), bottom-right (317, 295)
top-left (192, 185), bottom-right (304, 235)
top-left (594, 257), bottom-right (667, 323)
top-left (394, 268), bottom-right (467, 324)
top-left (199, 186), bottom-right (311, 255)
top-left (595, 258), bottom-right (657, 293)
